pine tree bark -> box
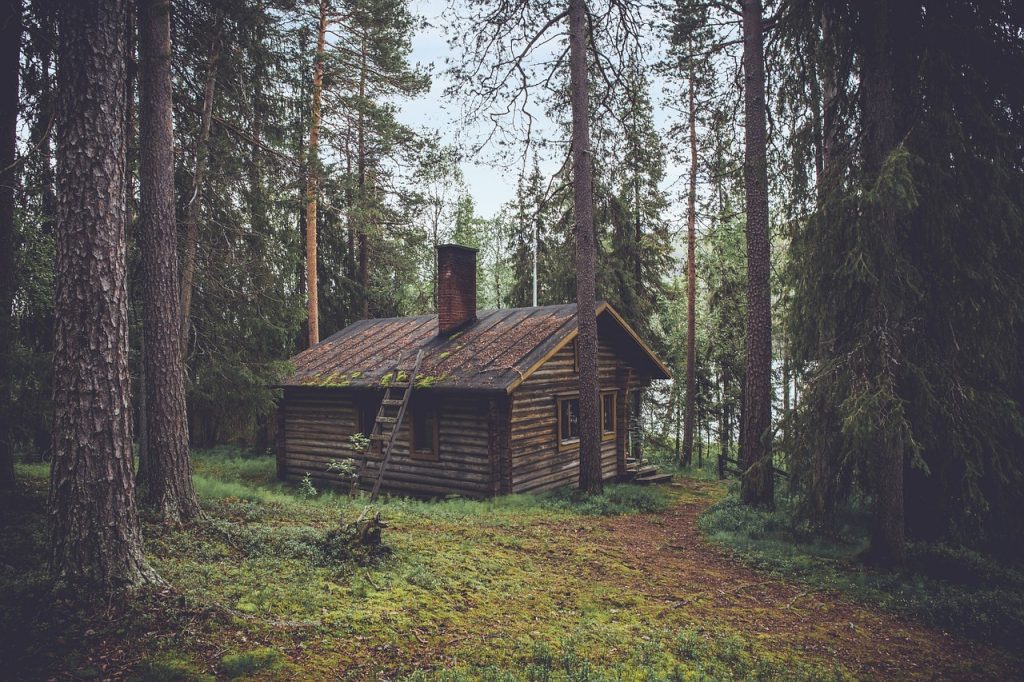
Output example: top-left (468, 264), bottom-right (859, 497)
top-left (682, 70), bottom-right (698, 468)
top-left (820, 4), bottom-right (838, 195)
top-left (357, 38), bottom-right (369, 319)
top-left (179, 19), bottom-right (221, 357)
top-left (739, 0), bottom-right (774, 509)
top-left (568, 0), bottom-right (601, 494)
top-left (0, 0), bottom-right (21, 490)
top-left (718, 369), bottom-right (728, 479)
top-left (135, 0), bottom-right (200, 523)
top-left (860, 0), bottom-right (905, 566)
top-left (49, 0), bottom-right (157, 589)
top-left (304, 0), bottom-right (328, 344)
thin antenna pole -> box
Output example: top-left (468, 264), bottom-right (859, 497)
top-left (532, 217), bottom-right (538, 306)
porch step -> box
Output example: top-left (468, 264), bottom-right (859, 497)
top-left (636, 464), bottom-right (658, 476)
top-left (635, 472), bottom-right (674, 485)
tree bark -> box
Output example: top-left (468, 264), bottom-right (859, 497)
top-left (718, 369), bottom-right (728, 479)
top-left (356, 36), bottom-right (369, 320)
top-left (179, 19), bottom-right (221, 356)
top-left (304, 0), bottom-right (328, 344)
top-left (682, 69), bottom-right (698, 468)
top-left (860, 0), bottom-right (905, 566)
top-left (739, 0), bottom-right (774, 509)
top-left (0, 0), bottom-right (22, 490)
top-left (135, 0), bottom-right (200, 522)
top-left (568, 0), bottom-right (601, 494)
top-left (820, 4), bottom-right (838, 196)
top-left (49, 0), bottom-right (157, 590)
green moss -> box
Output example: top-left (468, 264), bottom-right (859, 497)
top-left (221, 647), bottom-right (286, 678)
top-left (130, 653), bottom-right (214, 682)
top-left (381, 371), bottom-right (409, 386)
top-left (308, 371), bottom-right (351, 387)
top-left (413, 373), bottom-right (450, 389)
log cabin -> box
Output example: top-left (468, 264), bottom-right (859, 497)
top-left (274, 244), bottom-right (671, 497)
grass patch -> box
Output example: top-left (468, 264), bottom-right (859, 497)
top-left (220, 647), bottom-right (286, 678)
top-left (402, 625), bottom-right (846, 681)
top-left (5, 448), bottom-right (1017, 680)
top-left (699, 491), bottom-right (1024, 648)
top-left (130, 653), bottom-right (214, 682)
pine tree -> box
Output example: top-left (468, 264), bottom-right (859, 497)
top-left (135, 0), bottom-right (201, 522)
top-left (0, 0), bottom-right (21, 489)
top-left (739, 0), bottom-right (774, 509)
top-left (49, 0), bottom-right (156, 589)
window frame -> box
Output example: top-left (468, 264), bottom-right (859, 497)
top-left (600, 390), bottom-right (617, 441)
top-left (557, 395), bottom-right (581, 451)
top-left (355, 393), bottom-right (382, 453)
top-left (410, 401), bottom-right (440, 461)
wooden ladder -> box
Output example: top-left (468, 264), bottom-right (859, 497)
top-left (350, 349), bottom-right (424, 502)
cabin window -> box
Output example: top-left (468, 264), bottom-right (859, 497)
top-left (411, 404), bottom-right (439, 460)
top-left (601, 391), bottom-right (616, 440)
top-left (355, 395), bottom-right (382, 453)
top-left (358, 399), bottom-right (377, 437)
top-left (558, 397), bottom-right (580, 450)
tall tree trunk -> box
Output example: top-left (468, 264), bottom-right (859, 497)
top-left (718, 369), bottom-right (728, 479)
top-left (305, 0), bottom-right (327, 343)
top-left (739, 0), bottom-right (774, 509)
top-left (861, 0), bottom-right (905, 566)
top-left (179, 20), bottom-right (221, 356)
top-left (0, 0), bottom-right (21, 490)
top-left (782, 342), bottom-right (790, 416)
top-left (820, 4), bottom-right (838, 196)
top-left (356, 37), bottom-right (370, 320)
top-left (135, 0), bottom-right (200, 522)
top-left (49, 0), bottom-right (156, 589)
top-left (673, 382), bottom-right (681, 462)
top-left (568, 0), bottom-right (601, 494)
top-left (682, 69), bottom-right (698, 468)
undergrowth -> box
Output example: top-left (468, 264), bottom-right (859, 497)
top-left (699, 490), bottom-right (1024, 649)
top-left (4, 448), bottom-right (1016, 680)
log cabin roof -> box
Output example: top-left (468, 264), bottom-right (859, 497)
top-left (279, 301), bottom-right (671, 393)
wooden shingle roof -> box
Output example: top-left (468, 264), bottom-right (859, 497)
top-left (280, 302), bottom-right (670, 393)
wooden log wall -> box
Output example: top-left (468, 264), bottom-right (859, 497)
top-left (278, 387), bottom-right (495, 498)
top-left (509, 339), bottom-right (638, 493)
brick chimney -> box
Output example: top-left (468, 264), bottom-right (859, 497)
top-left (437, 244), bottom-right (477, 335)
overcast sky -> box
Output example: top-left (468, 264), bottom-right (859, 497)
top-left (396, 0), bottom-right (689, 222)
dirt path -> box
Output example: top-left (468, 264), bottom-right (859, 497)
top-left (580, 479), bottom-right (1021, 680)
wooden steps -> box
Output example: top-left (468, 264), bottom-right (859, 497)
top-left (622, 458), bottom-right (673, 485)
top-left (634, 472), bottom-right (673, 485)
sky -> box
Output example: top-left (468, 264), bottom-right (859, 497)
top-left (395, 0), bottom-right (689, 222)
top-left (395, 0), bottom-right (527, 218)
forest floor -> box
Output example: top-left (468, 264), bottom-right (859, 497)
top-left (2, 450), bottom-right (1022, 681)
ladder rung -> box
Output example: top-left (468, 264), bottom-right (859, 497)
top-left (377, 416), bottom-right (398, 424)
top-left (369, 433), bottom-right (390, 441)
top-left (381, 399), bottom-right (403, 406)
top-left (389, 382), bottom-right (410, 389)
